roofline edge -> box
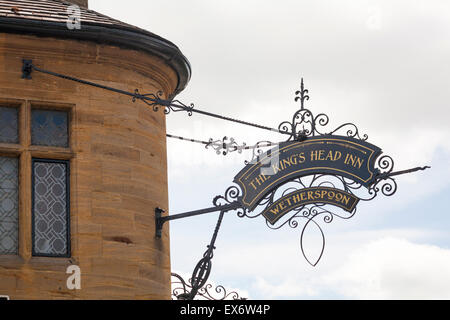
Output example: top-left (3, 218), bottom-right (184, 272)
top-left (0, 17), bottom-right (192, 97)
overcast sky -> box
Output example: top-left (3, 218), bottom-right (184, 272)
top-left (91, 0), bottom-right (450, 299)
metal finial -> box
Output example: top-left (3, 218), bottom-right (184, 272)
top-left (295, 77), bottom-right (310, 110)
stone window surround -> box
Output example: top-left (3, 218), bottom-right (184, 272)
top-left (0, 98), bottom-right (74, 264)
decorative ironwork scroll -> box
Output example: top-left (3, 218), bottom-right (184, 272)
top-left (171, 273), bottom-right (246, 300)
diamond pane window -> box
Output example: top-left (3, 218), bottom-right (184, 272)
top-left (0, 106), bottom-right (19, 144)
top-left (32, 159), bottom-right (70, 257)
top-left (0, 157), bottom-right (19, 255)
top-left (31, 109), bottom-right (68, 147)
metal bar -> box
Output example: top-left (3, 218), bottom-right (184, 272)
top-left (166, 133), bottom-right (210, 145)
top-left (179, 105), bottom-right (286, 134)
top-left (186, 210), bottom-right (226, 300)
top-left (160, 202), bottom-right (240, 223)
top-left (166, 133), bottom-right (279, 152)
top-left (154, 201), bottom-right (241, 238)
top-left (23, 60), bottom-right (287, 135)
top-left (378, 166), bottom-right (430, 180)
top-left (31, 65), bottom-right (165, 105)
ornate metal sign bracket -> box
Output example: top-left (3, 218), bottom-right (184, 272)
top-left (157, 188), bottom-right (247, 300)
top-left (19, 60), bottom-right (430, 299)
top-left (155, 201), bottom-right (241, 238)
top-left (156, 78), bottom-right (429, 299)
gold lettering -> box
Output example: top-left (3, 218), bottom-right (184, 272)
top-left (344, 153), bottom-right (350, 164)
top-left (307, 191), bottom-right (314, 200)
top-left (270, 206), bottom-right (280, 215)
top-left (279, 202), bottom-right (286, 210)
top-left (314, 190), bottom-right (321, 198)
top-left (298, 152), bottom-right (306, 163)
top-left (282, 158), bottom-right (292, 169)
top-left (289, 155), bottom-right (298, 165)
top-left (310, 150), bottom-right (319, 161)
top-left (285, 197), bottom-right (292, 207)
top-left (342, 195), bottom-right (350, 206)
top-left (334, 151), bottom-right (342, 161)
top-left (356, 157), bottom-right (364, 169)
top-left (318, 150), bottom-right (325, 161)
top-left (300, 192), bottom-right (306, 201)
top-left (349, 154), bottom-right (357, 167)
top-left (325, 150), bottom-right (334, 161)
top-left (344, 153), bottom-right (365, 169)
top-left (272, 163), bottom-right (281, 174)
top-left (251, 174), bottom-right (269, 188)
top-left (344, 153), bottom-right (357, 167)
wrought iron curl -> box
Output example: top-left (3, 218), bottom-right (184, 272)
top-left (168, 99), bottom-right (195, 116)
top-left (171, 273), bottom-right (246, 300)
top-left (363, 154), bottom-right (397, 198)
top-left (206, 136), bottom-right (242, 155)
top-left (370, 177), bottom-right (398, 197)
top-left (133, 89), bottom-right (165, 112)
top-left (376, 155), bottom-right (395, 174)
top-left (275, 79), bottom-right (370, 142)
top-left (213, 185), bottom-right (241, 207)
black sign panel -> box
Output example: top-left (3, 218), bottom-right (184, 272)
top-left (262, 187), bottom-right (359, 225)
top-left (234, 135), bottom-right (381, 210)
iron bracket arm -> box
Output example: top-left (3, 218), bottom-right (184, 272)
top-left (155, 201), bottom-right (242, 238)
top-left (376, 166), bottom-right (431, 180)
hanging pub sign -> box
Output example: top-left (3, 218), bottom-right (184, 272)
top-left (153, 78), bottom-right (429, 275)
top-left (157, 77), bottom-right (430, 299)
top-left (233, 135), bottom-right (381, 211)
top-left (19, 61), bottom-right (429, 299)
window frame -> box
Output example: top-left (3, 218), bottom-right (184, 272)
top-left (0, 106), bottom-right (20, 145)
top-left (31, 158), bottom-right (71, 258)
top-left (0, 155), bottom-right (20, 255)
top-left (31, 108), bottom-right (69, 148)
top-left (0, 99), bottom-right (74, 262)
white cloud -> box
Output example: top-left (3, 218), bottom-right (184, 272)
top-left (323, 237), bottom-right (450, 299)
top-left (253, 276), bottom-right (319, 299)
top-left (209, 229), bottom-right (450, 299)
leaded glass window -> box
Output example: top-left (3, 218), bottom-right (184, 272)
top-left (31, 109), bottom-right (68, 147)
top-left (0, 107), bottom-right (19, 144)
top-left (32, 159), bottom-right (70, 257)
top-left (0, 157), bottom-right (19, 255)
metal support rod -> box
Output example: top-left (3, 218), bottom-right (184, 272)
top-left (155, 201), bottom-right (241, 238)
top-left (21, 60), bottom-right (287, 135)
top-left (23, 60), bottom-right (169, 106)
top-left (178, 210), bottom-right (226, 300)
top-left (377, 166), bottom-right (430, 180)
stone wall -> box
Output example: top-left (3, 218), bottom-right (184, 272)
top-left (0, 32), bottom-right (175, 299)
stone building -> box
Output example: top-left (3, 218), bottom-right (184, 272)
top-left (0, 0), bottom-right (190, 299)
